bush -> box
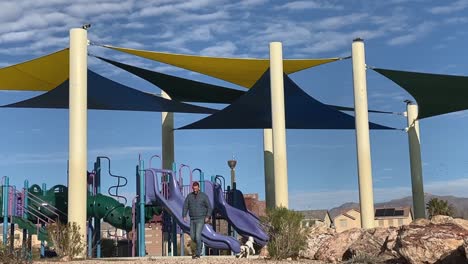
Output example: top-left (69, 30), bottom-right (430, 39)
top-left (46, 222), bottom-right (86, 260)
top-left (260, 207), bottom-right (309, 260)
top-left (343, 252), bottom-right (380, 264)
top-left (426, 198), bottom-right (455, 219)
top-left (0, 244), bottom-right (31, 264)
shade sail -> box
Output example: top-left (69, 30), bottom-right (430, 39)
top-left (178, 70), bottom-right (394, 130)
top-left (1, 70), bottom-right (217, 114)
top-left (0, 49), bottom-right (69, 91)
top-left (373, 68), bottom-right (468, 119)
top-left (329, 105), bottom-right (397, 115)
top-left (97, 56), bottom-right (397, 116)
top-left (96, 56), bottom-right (245, 103)
top-left (104, 45), bottom-right (340, 88)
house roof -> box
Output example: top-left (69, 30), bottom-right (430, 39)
top-left (332, 208), bottom-right (360, 220)
top-left (298, 210), bottom-right (329, 221)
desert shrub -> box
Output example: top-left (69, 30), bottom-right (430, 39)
top-left (426, 198), bottom-right (455, 219)
top-left (46, 222), bottom-right (86, 260)
top-left (343, 252), bottom-right (381, 264)
top-left (260, 207), bottom-right (309, 260)
top-left (0, 244), bottom-right (31, 264)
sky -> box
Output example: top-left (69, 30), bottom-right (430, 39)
top-left (1, 0), bottom-right (468, 210)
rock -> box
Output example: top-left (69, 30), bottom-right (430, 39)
top-left (314, 228), bottom-right (364, 263)
top-left (259, 246), bottom-right (269, 257)
top-left (343, 227), bottom-right (399, 262)
top-left (395, 222), bottom-right (468, 264)
top-left (411, 218), bottom-right (430, 226)
top-left (451, 218), bottom-right (468, 231)
top-left (464, 237), bottom-right (468, 258)
top-left (431, 215), bottom-right (453, 224)
top-left (300, 224), bottom-right (336, 259)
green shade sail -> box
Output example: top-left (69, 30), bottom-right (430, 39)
top-left (373, 68), bottom-right (468, 119)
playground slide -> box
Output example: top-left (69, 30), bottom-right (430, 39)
top-left (228, 189), bottom-right (260, 221)
top-left (213, 184), bottom-right (269, 246)
top-left (144, 169), bottom-right (241, 254)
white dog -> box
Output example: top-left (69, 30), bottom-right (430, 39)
top-left (236, 236), bottom-right (255, 258)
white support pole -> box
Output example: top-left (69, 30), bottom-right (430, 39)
top-left (263, 129), bottom-right (275, 209)
top-left (68, 28), bottom-right (88, 258)
top-left (161, 91), bottom-right (175, 170)
top-left (351, 38), bottom-right (375, 228)
top-left (406, 102), bottom-right (426, 219)
top-left (269, 42), bottom-right (289, 208)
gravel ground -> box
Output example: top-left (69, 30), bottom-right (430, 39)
top-left (34, 256), bottom-right (328, 263)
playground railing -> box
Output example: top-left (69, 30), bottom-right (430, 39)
top-left (25, 190), bottom-right (66, 222)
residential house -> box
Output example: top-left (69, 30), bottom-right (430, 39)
top-left (332, 206), bottom-right (413, 233)
top-left (374, 207), bottom-right (413, 227)
top-left (298, 210), bottom-right (332, 228)
top-left (0, 224), bottom-right (41, 248)
top-left (332, 208), bottom-right (361, 233)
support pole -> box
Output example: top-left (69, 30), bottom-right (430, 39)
top-left (22, 180), bottom-right (29, 255)
top-left (263, 129), bottom-right (275, 208)
top-left (138, 162), bottom-right (146, 257)
top-left (41, 184), bottom-right (46, 258)
top-left (94, 159), bottom-right (102, 257)
top-left (3, 177), bottom-right (9, 245)
top-left (162, 91), bottom-right (175, 170)
top-left (351, 38), bottom-right (375, 228)
top-left (406, 102), bottom-right (426, 219)
top-left (68, 27), bottom-right (88, 258)
top-left (269, 42), bottom-right (289, 208)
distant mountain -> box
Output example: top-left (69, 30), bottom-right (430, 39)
top-left (329, 194), bottom-right (468, 219)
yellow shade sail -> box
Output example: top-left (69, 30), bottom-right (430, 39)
top-left (104, 45), bottom-right (339, 88)
top-left (0, 49), bottom-right (69, 91)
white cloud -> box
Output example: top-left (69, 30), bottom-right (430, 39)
top-left (237, 0), bottom-right (268, 7)
top-left (315, 13), bottom-right (368, 30)
top-left (136, 0), bottom-right (224, 18)
top-left (428, 0), bottom-right (468, 14)
top-left (200, 41), bottom-right (238, 57)
top-left (388, 21), bottom-right (435, 46)
top-left (297, 28), bottom-right (384, 55)
top-left (0, 31), bottom-right (37, 44)
top-left (174, 10), bottom-right (230, 23)
top-left (445, 17), bottom-right (468, 24)
top-left (276, 1), bottom-right (343, 10)
top-left (64, 1), bottom-right (135, 17)
top-left (0, 2), bottom-right (22, 22)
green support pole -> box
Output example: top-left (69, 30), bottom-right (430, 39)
top-left (40, 183), bottom-right (46, 258)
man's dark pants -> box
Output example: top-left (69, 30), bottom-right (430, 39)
top-left (190, 218), bottom-right (204, 256)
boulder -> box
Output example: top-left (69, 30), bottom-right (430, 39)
top-left (395, 222), bottom-right (468, 264)
top-left (314, 228), bottom-right (364, 263)
top-left (343, 227), bottom-right (399, 262)
top-left (300, 223), bottom-right (336, 259)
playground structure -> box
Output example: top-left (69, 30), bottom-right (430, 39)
top-left (4, 23), bottom-right (466, 260)
top-left (0, 155), bottom-right (268, 258)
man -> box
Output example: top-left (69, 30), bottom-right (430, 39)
top-left (182, 181), bottom-right (212, 258)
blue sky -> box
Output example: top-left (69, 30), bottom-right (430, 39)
top-left (1, 0), bottom-right (468, 210)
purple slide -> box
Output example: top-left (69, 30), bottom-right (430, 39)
top-left (213, 184), bottom-right (269, 246)
top-left (144, 169), bottom-right (241, 254)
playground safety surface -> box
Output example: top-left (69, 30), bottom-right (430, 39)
top-left (35, 256), bottom-right (328, 263)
